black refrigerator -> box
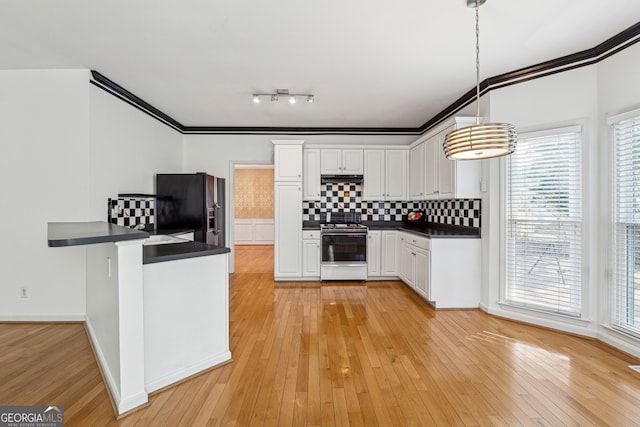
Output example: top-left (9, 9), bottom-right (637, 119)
top-left (156, 173), bottom-right (225, 246)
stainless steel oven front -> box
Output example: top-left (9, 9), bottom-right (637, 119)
top-left (320, 230), bottom-right (367, 281)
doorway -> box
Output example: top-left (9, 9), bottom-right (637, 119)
top-left (233, 164), bottom-right (274, 274)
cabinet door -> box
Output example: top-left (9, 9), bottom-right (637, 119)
top-left (399, 241), bottom-right (415, 287)
top-left (302, 239), bottom-right (321, 277)
top-left (367, 231), bottom-right (381, 277)
top-left (437, 125), bottom-right (455, 199)
top-left (274, 145), bottom-right (303, 181)
top-left (381, 231), bottom-right (398, 276)
top-left (409, 143), bottom-right (426, 200)
top-left (385, 150), bottom-right (407, 201)
top-left (363, 150), bottom-right (385, 200)
top-left (342, 149), bottom-right (364, 174)
top-left (424, 136), bottom-right (438, 199)
top-left (274, 183), bottom-right (302, 277)
top-left (414, 248), bottom-right (430, 300)
top-left (320, 149), bottom-right (342, 174)
top-left (303, 149), bottom-right (321, 200)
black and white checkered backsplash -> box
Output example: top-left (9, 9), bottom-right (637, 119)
top-left (108, 197), bottom-right (155, 228)
top-left (424, 199), bottom-right (480, 228)
top-left (303, 182), bottom-right (480, 228)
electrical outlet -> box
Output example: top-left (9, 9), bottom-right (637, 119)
top-left (20, 287), bottom-right (28, 298)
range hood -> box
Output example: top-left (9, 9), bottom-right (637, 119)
top-left (321, 174), bottom-right (364, 184)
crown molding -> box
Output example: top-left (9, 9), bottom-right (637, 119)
top-left (90, 21), bottom-right (640, 136)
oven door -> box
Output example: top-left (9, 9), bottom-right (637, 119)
top-left (321, 232), bottom-right (367, 263)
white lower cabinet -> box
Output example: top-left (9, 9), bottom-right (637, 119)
top-left (429, 238), bottom-right (480, 309)
top-left (413, 248), bottom-right (430, 300)
top-left (398, 232), bottom-right (430, 299)
top-left (398, 231), bottom-right (480, 308)
top-left (302, 230), bottom-right (321, 278)
top-left (367, 230), bottom-right (398, 279)
top-left (274, 182), bottom-right (302, 279)
top-left (367, 231), bottom-right (381, 277)
top-left (381, 230), bottom-right (398, 276)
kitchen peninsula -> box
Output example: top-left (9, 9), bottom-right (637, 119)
top-left (47, 221), bottom-right (231, 416)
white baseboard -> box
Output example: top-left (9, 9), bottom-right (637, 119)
top-left (0, 314), bottom-right (85, 322)
top-left (597, 325), bottom-right (640, 359)
top-left (85, 318), bottom-right (122, 410)
top-left (85, 320), bottom-right (149, 414)
top-left (145, 351), bottom-right (232, 393)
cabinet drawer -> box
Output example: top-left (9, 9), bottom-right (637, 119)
top-left (399, 232), bottom-right (430, 250)
top-left (302, 230), bottom-right (320, 240)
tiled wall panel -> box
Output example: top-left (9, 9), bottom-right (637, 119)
top-left (302, 182), bottom-right (480, 228)
top-left (108, 197), bottom-right (155, 228)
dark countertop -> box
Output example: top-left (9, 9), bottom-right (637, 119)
top-left (393, 224), bottom-right (480, 238)
top-left (150, 227), bottom-right (195, 236)
top-left (301, 220), bottom-right (480, 239)
top-left (48, 221), bottom-right (149, 247)
top-left (143, 241), bottom-right (230, 264)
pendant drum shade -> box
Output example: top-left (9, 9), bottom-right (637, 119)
top-left (443, 123), bottom-right (517, 160)
top-left (442, 0), bottom-right (517, 160)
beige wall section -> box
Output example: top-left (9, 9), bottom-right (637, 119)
top-left (234, 168), bottom-right (274, 219)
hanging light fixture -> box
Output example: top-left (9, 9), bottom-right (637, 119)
top-left (443, 0), bottom-right (517, 160)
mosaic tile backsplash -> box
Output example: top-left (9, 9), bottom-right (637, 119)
top-left (108, 196), bottom-right (155, 229)
top-left (303, 182), bottom-right (480, 228)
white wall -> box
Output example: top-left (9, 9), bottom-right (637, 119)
top-left (0, 70), bottom-right (183, 321)
top-left (88, 85), bottom-right (183, 219)
top-left (0, 70), bottom-right (90, 320)
top-left (482, 65), bottom-right (600, 336)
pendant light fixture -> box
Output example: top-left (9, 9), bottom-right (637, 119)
top-left (443, 0), bottom-right (517, 160)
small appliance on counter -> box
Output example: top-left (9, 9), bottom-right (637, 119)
top-left (156, 173), bottom-right (225, 246)
top-left (403, 210), bottom-right (426, 226)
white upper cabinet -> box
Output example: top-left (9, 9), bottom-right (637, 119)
top-left (320, 149), bottom-right (363, 174)
top-left (385, 149), bottom-right (407, 200)
top-left (424, 136), bottom-right (439, 199)
top-left (409, 142), bottom-right (426, 199)
top-left (342, 149), bottom-right (364, 174)
top-left (436, 125), bottom-right (456, 199)
top-left (410, 118), bottom-right (481, 200)
top-left (363, 150), bottom-right (385, 200)
top-left (364, 149), bottom-right (407, 201)
top-left (303, 149), bottom-right (321, 200)
top-left (274, 142), bottom-right (303, 181)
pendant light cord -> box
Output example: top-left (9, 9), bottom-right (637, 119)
top-left (475, 0), bottom-right (481, 125)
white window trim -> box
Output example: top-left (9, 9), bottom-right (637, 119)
top-left (607, 109), bottom-right (640, 339)
top-left (499, 123), bottom-right (589, 320)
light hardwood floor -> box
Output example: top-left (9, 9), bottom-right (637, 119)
top-left (2, 244), bottom-right (640, 425)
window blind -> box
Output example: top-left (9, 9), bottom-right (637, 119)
top-left (506, 127), bottom-right (583, 316)
top-left (610, 112), bottom-right (640, 336)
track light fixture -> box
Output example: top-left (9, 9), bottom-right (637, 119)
top-left (252, 89), bottom-right (315, 105)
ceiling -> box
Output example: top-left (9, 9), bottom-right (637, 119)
top-left (2, 0), bottom-right (639, 130)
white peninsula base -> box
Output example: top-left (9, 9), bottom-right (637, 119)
top-left (143, 252), bottom-right (231, 393)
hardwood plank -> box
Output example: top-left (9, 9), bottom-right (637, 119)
top-left (2, 245), bottom-right (640, 426)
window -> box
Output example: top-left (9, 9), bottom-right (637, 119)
top-left (505, 126), bottom-right (583, 316)
top-left (610, 111), bottom-right (640, 336)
